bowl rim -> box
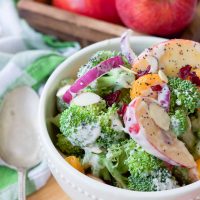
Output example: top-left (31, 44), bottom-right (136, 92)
top-left (39, 36), bottom-right (200, 198)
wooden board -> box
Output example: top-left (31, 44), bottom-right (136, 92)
top-left (28, 176), bottom-right (71, 200)
top-left (18, 0), bottom-right (200, 46)
top-left (17, 0), bottom-right (142, 46)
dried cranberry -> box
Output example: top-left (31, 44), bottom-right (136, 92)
top-left (178, 65), bottom-right (192, 79)
top-left (136, 65), bottom-right (151, 79)
top-left (117, 104), bottom-right (128, 117)
top-left (151, 84), bottom-right (162, 91)
top-left (189, 71), bottom-right (200, 86)
top-left (104, 90), bottom-right (121, 107)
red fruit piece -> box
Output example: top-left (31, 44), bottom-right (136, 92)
top-left (178, 65), bottom-right (192, 79)
top-left (104, 90), bottom-right (121, 107)
top-left (151, 84), bottom-right (162, 92)
top-left (53, 0), bottom-right (121, 24)
top-left (116, 0), bottom-right (197, 36)
top-left (189, 71), bottom-right (200, 86)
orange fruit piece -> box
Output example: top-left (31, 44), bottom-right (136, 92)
top-left (196, 158), bottom-right (200, 178)
top-left (65, 156), bottom-right (84, 173)
top-left (130, 74), bottom-right (163, 100)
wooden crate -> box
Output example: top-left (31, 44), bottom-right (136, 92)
top-left (18, 0), bottom-right (200, 46)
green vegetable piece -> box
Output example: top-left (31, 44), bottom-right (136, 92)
top-left (59, 101), bottom-right (106, 148)
top-left (170, 109), bottom-right (188, 137)
top-left (97, 105), bottom-right (126, 149)
top-left (168, 77), bottom-right (200, 114)
top-left (124, 140), bottom-right (163, 176)
top-left (77, 51), bottom-right (120, 77)
top-left (56, 134), bottom-right (84, 157)
top-left (49, 114), bottom-right (61, 128)
top-left (82, 152), bottom-right (111, 181)
top-left (128, 168), bottom-right (177, 191)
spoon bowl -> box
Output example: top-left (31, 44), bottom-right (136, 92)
top-left (0, 86), bottom-right (41, 199)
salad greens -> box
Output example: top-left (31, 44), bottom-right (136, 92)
top-left (51, 37), bottom-right (200, 192)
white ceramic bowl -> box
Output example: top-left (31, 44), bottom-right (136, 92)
top-left (39, 36), bottom-right (200, 200)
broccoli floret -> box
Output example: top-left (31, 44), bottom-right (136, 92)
top-left (60, 101), bottom-right (106, 148)
top-left (128, 174), bottom-right (154, 191)
top-left (95, 68), bottom-right (135, 95)
top-left (168, 77), bottom-right (200, 114)
top-left (60, 101), bottom-right (126, 150)
top-left (77, 51), bottom-right (120, 78)
top-left (124, 141), bottom-right (178, 191)
top-left (128, 168), bottom-right (178, 191)
top-left (96, 105), bottom-right (126, 149)
top-left (56, 134), bottom-right (84, 157)
top-left (49, 114), bottom-right (61, 128)
top-left (170, 109), bottom-right (189, 137)
top-left (124, 140), bottom-right (163, 176)
top-left (105, 139), bottom-right (178, 191)
top-left (77, 51), bottom-right (133, 96)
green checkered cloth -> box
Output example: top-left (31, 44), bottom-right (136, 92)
top-left (0, 0), bottom-right (80, 199)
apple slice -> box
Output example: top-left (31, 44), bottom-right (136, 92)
top-left (132, 39), bottom-right (200, 77)
top-left (71, 92), bottom-right (101, 106)
top-left (124, 97), bottom-right (196, 168)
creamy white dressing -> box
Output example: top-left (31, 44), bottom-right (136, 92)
top-left (152, 171), bottom-right (178, 191)
top-left (110, 114), bottom-right (124, 132)
top-left (83, 150), bottom-right (104, 174)
top-left (69, 123), bottom-right (101, 147)
top-left (84, 145), bottom-right (102, 154)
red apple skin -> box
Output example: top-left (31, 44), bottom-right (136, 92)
top-left (116, 0), bottom-right (197, 36)
top-left (52, 0), bottom-right (122, 24)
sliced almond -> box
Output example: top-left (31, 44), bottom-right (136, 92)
top-left (149, 102), bottom-right (170, 131)
top-left (158, 70), bottom-right (168, 83)
top-left (56, 84), bottom-right (71, 98)
top-left (120, 65), bottom-right (137, 74)
top-left (71, 92), bottom-right (101, 106)
top-left (146, 56), bottom-right (158, 73)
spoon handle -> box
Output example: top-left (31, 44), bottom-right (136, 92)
top-left (18, 169), bottom-right (26, 200)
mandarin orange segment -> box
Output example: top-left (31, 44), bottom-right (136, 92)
top-left (130, 74), bottom-right (163, 100)
top-left (65, 156), bottom-right (84, 173)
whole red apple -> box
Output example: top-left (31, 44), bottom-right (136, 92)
top-left (116, 0), bottom-right (197, 36)
top-left (53, 0), bottom-right (121, 24)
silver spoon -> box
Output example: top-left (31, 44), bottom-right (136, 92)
top-left (0, 86), bottom-right (41, 200)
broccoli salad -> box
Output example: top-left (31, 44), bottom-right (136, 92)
top-left (51, 32), bottom-right (200, 192)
